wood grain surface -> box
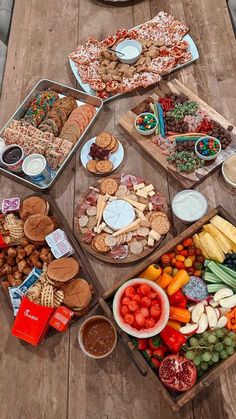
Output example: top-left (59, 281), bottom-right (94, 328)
top-left (0, 0), bottom-right (236, 418)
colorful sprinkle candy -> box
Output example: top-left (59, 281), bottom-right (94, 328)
top-left (136, 113), bottom-right (157, 131)
top-left (196, 137), bottom-right (220, 157)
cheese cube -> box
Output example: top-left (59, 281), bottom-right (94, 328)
top-left (148, 203), bottom-right (153, 211)
top-left (141, 184), bottom-right (154, 193)
top-left (149, 230), bottom-right (161, 241)
top-left (148, 190), bottom-right (155, 197)
top-left (147, 235), bottom-right (154, 247)
top-left (136, 189), bottom-right (148, 199)
top-left (133, 183), bottom-right (145, 191)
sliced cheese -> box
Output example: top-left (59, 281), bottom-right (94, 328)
top-left (148, 203), bottom-right (153, 211)
top-left (113, 218), bottom-right (141, 237)
top-left (123, 197), bottom-right (146, 212)
top-left (148, 190), bottom-right (155, 197)
top-left (141, 184), bottom-right (154, 193)
top-left (149, 229), bottom-right (161, 241)
top-left (136, 189), bottom-right (148, 199)
top-left (109, 196), bottom-right (118, 201)
top-left (133, 183), bottom-right (145, 191)
top-left (147, 235), bottom-right (154, 247)
top-left (103, 200), bottom-right (135, 231)
top-left (135, 208), bottom-right (149, 222)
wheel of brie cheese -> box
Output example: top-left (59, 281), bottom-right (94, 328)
top-left (103, 199), bottom-right (135, 231)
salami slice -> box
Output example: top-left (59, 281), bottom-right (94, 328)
top-left (111, 244), bottom-right (129, 260)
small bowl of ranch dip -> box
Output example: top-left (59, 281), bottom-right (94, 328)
top-left (171, 190), bottom-right (208, 224)
top-left (115, 39), bottom-right (142, 64)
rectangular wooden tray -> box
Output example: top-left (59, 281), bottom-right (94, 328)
top-left (118, 78), bottom-right (236, 189)
top-left (0, 193), bottom-right (103, 335)
top-left (0, 79), bottom-right (103, 191)
top-left (101, 205), bottom-right (236, 410)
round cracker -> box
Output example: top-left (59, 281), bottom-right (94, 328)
top-left (137, 227), bottom-right (150, 237)
top-left (104, 135), bottom-right (117, 151)
top-left (93, 233), bottom-right (110, 253)
top-left (86, 160), bottom-right (97, 174)
top-left (130, 241), bottom-right (143, 255)
top-left (96, 132), bottom-right (112, 149)
top-left (151, 216), bottom-right (170, 235)
top-left (86, 206), bottom-right (97, 217)
top-left (105, 235), bottom-right (117, 247)
top-left (87, 216), bottom-right (97, 230)
top-left (100, 178), bottom-right (118, 195)
top-left (79, 215), bottom-right (88, 227)
top-left (96, 160), bottom-right (113, 173)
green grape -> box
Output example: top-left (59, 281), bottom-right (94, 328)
top-left (193, 356), bottom-right (201, 366)
top-left (185, 351), bottom-right (195, 360)
top-left (200, 362), bottom-right (208, 371)
top-left (228, 331), bottom-right (236, 340)
top-left (202, 352), bottom-right (211, 362)
top-left (202, 331), bottom-right (210, 340)
top-left (198, 338), bottom-right (205, 345)
top-left (215, 329), bottom-right (225, 339)
top-left (231, 341), bottom-right (236, 348)
top-left (224, 337), bottom-right (233, 346)
top-left (208, 360), bottom-right (214, 366)
top-left (208, 334), bottom-right (217, 344)
top-left (214, 342), bottom-right (224, 352)
top-left (211, 353), bottom-right (219, 363)
top-left (220, 350), bottom-right (228, 359)
top-left (226, 346), bottom-right (234, 355)
top-left (189, 337), bottom-right (199, 347)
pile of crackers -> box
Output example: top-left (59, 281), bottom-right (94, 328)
top-left (86, 132), bottom-right (119, 174)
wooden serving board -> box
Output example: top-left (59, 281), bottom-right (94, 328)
top-left (118, 78), bottom-right (236, 189)
top-left (102, 205), bottom-right (236, 410)
top-left (74, 174), bottom-right (169, 265)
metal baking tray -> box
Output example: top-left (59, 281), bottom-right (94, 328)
top-left (0, 79), bottom-right (103, 191)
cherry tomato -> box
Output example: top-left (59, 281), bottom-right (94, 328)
top-left (140, 307), bottom-right (150, 318)
top-left (183, 238), bottom-right (193, 247)
top-left (196, 248), bottom-right (202, 256)
top-left (163, 266), bottom-right (172, 274)
top-left (120, 305), bottom-right (129, 316)
top-left (196, 256), bottom-right (205, 264)
top-left (133, 294), bottom-right (141, 304)
top-left (122, 297), bottom-right (130, 306)
top-left (176, 255), bottom-right (185, 262)
top-left (194, 270), bottom-right (202, 277)
top-left (171, 257), bottom-right (176, 266)
top-left (176, 244), bottom-right (184, 252)
top-left (137, 287), bottom-right (143, 297)
top-left (151, 299), bottom-right (160, 307)
top-left (161, 254), bottom-right (171, 265)
top-left (186, 267), bottom-right (195, 274)
top-left (151, 357), bottom-right (161, 369)
top-left (141, 296), bottom-right (152, 308)
top-left (145, 318), bottom-right (156, 328)
top-left (135, 313), bottom-right (145, 327)
top-left (149, 292), bottom-right (157, 300)
top-left (169, 252), bottom-right (175, 259)
top-left (150, 305), bottom-right (162, 319)
top-left (137, 338), bottom-right (147, 350)
top-left (140, 284), bottom-right (151, 295)
top-left (124, 313), bottom-right (134, 325)
top-left (188, 246), bottom-right (196, 256)
top-left (179, 250), bottom-right (189, 257)
top-left (125, 286), bottom-right (135, 298)
top-left (175, 261), bottom-right (185, 270)
top-left (128, 300), bottom-right (139, 312)
top-left (153, 347), bottom-right (166, 358)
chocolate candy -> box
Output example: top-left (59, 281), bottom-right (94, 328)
top-left (196, 137), bottom-right (220, 157)
top-left (136, 113), bottom-right (157, 131)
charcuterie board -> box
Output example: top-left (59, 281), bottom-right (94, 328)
top-left (118, 79), bottom-right (236, 189)
top-left (74, 174), bottom-right (170, 264)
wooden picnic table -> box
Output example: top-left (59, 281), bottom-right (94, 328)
top-left (0, 0), bottom-right (236, 418)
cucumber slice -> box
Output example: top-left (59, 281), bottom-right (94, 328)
top-left (208, 261), bottom-right (236, 289)
top-left (207, 284), bottom-right (231, 293)
top-left (218, 263), bottom-right (236, 279)
top-left (203, 272), bottom-right (222, 283)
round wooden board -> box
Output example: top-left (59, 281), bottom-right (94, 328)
top-left (74, 174), bottom-right (169, 265)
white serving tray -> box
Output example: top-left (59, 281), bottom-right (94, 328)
top-left (69, 34), bottom-right (199, 103)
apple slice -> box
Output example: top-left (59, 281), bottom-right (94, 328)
top-left (196, 313), bottom-right (208, 334)
top-left (214, 308), bottom-right (221, 320)
top-left (219, 294), bottom-right (236, 308)
top-left (179, 323), bottom-right (198, 336)
top-left (220, 307), bottom-right (231, 316)
top-left (188, 305), bottom-right (195, 313)
top-left (205, 306), bottom-right (218, 329)
top-left (191, 302), bottom-right (205, 323)
top-left (214, 288), bottom-right (234, 302)
top-left (209, 298), bottom-right (220, 308)
top-left (216, 316), bottom-right (228, 328)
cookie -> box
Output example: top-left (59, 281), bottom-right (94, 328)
top-left (100, 178), bottom-right (118, 195)
top-left (86, 160), bottom-right (97, 174)
top-left (96, 160), bottom-right (113, 173)
top-left (92, 233), bottom-right (110, 253)
top-left (96, 132), bottom-right (112, 149)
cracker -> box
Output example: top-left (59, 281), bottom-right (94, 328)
top-left (141, 239), bottom-right (148, 248)
top-left (138, 197), bottom-right (149, 204)
top-left (100, 178), bottom-right (118, 195)
top-left (140, 219), bottom-right (151, 228)
top-left (79, 215), bottom-right (89, 227)
top-left (130, 241), bottom-right (143, 255)
top-left (137, 227), bottom-right (150, 237)
top-left (96, 160), bottom-right (113, 173)
top-left (53, 289), bottom-right (64, 308)
top-left (110, 141), bottom-right (119, 153)
top-left (96, 132), bottom-right (112, 148)
top-left (87, 216), bottom-right (97, 230)
top-left (151, 215), bottom-right (170, 235)
top-left (86, 206), bottom-right (97, 217)
top-left (104, 134), bottom-right (117, 151)
top-left (41, 283), bottom-right (54, 307)
top-left (105, 235), bottom-right (117, 247)
top-left (126, 232), bottom-right (133, 242)
top-left (86, 160), bottom-right (97, 173)
top-left (92, 233), bottom-right (110, 253)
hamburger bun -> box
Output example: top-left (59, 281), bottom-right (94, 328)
top-left (63, 278), bottom-right (92, 310)
top-left (47, 257), bottom-right (79, 283)
top-left (24, 214), bottom-right (55, 242)
top-left (20, 196), bottom-right (49, 220)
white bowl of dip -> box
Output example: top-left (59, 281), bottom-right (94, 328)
top-left (115, 39), bottom-right (142, 64)
top-left (171, 190), bottom-right (208, 224)
top-left (222, 153), bottom-right (236, 188)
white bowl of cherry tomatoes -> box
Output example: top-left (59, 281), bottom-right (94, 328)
top-left (113, 278), bottom-right (170, 338)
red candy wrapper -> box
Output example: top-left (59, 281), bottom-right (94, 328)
top-left (49, 306), bottom-right (74, 332)
top-left (11, 297), bottom-right (55, 345)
